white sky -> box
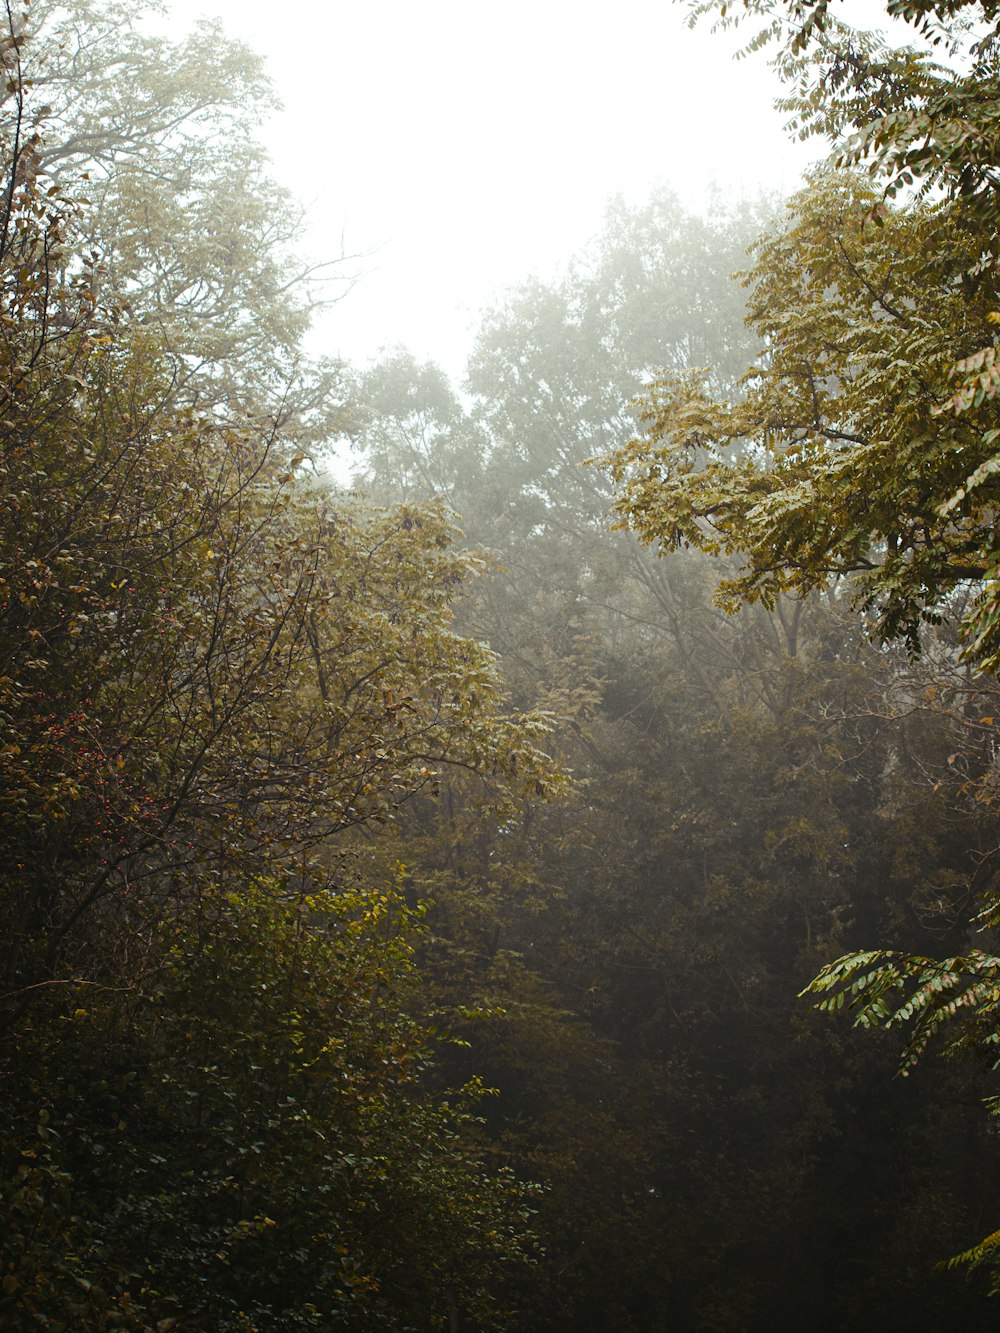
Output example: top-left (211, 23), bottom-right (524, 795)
top-left (163, 0), bottom-right (823, 380)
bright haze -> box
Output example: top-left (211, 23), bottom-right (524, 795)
top-left (162, 0), bottom-right (818, 380)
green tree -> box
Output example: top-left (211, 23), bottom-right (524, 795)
top-left (0, 10), bottom-right (561, 1324)
top-left (605, 0), bottom-right (1000, 1296)
top-left (604, 169), bottom-right (999, 654)
top-left (353, 185), bottom-right (1000, 1327)
top-left (2, 880), bottom-right (539, 1330)
top-left (18, 0), bottom-right (351, 444)
top-left (657, 1), bottom-right (1000, 661)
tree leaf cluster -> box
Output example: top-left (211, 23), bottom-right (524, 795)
top-left (0, 5), bottom-right (560, 1328)
top-left (603, 0), bottom-right (1000, 1299)
top-left (352, 181), bottom-right (1000, 1326)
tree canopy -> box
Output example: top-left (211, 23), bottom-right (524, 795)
top-left (604, 0), bottom-right (1000, 1296)
top-left (609, 1), bottom-right (1000, 665)
top-left (6, 0), bottom-right (1000, 1324)
top-left (0, 5), bottom-right (559, 1326)
top-left (604, 169), bottom-right (1000, 655)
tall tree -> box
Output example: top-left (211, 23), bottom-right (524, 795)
top-left (603, 169), bottom-right (999, 654)
top-left (352, 184), bottom-right (1000, 1327)
top-left (0, 8), bottom-right (560, 1326)
top-left (606, 0), bottom-right (1000, 1293)
top-left (17, 0), bottom-right (352, 443)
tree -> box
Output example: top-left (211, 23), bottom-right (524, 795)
top-left (2, 878), bottom-right (540, 1330)
top-left (0, 9), bottom-right (562, 1324)
top-left (351, 185), bottom-right (1000, 1327)
top-left (604, 0), bottom-right (1000, 1294)
top-left (17, 0), bottom-right (352, 444)
top-left (603, 169), bottom-right (1000, 655)
top-left (464, 187), bottom-right (766, 536)
top-left (645, 1), bottom-right (1000, 662)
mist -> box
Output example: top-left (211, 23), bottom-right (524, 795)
top-left (3, 1), bottom-right (1000, 1330)
top-left (161, 0), bottom-right (815, 378)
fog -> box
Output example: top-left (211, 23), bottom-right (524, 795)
top-left (162, 0), bottom-right (815, 379)
top-left (7, 2), bottom-right (1000, 1328)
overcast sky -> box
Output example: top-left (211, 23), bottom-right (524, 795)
top-left (163, 0), bottom-right (821, 380)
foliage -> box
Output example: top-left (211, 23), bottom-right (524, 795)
top-left (17, 0), bottom-right (352, 444)
top-left (7, 0), bottom-right (1000, 1320)
top-left (2, 881), bottom-right (538, 1330)
top-left (665, 1), bottom-right (1000, 665)
top-left (603, 170), bottom-right (1000, 657)
top-left (0, 279), bottom-right (558, 1004)
top-left (353, 190), bottom-right (1000, 1327)
top-left (0, 6), bottom-right (557, 1326)
top-left (804, 947), bottom-right (1000, 1070)
top-left (598, 0), bottom-right (1000, 1298)
top-left (693, 0), bottom-right (1000, 210)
